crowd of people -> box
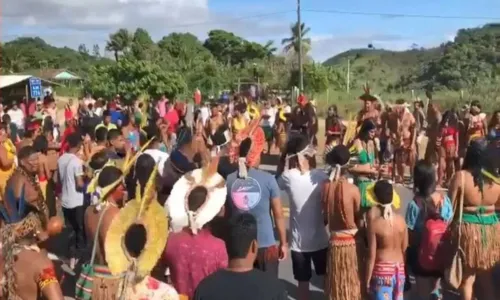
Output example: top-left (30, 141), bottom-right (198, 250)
top-left (0, 88), bottom-right (498, 300)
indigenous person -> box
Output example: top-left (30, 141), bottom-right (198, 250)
top-left (321, 145), bottom-right (364, 300)
top-left (5, 146), bottom-right (49, 226)
top-left (487, 110), bottom-right (500, 163)
top-left (165, 158), bottom-right (228, 298)
top-left (447, 141), bottom-right (500, 300)
top-left (104, 164), bottom-right (179, 299)
top-left (351, 120), bottom-right (380, 211)
top-left (388, 100), bottom-right (416, 182)
top-left (356, 86), bottom-right (381, 129)
top-left (365, 180), bottom-right (407, 300)
top-left (290, 94), bottom-right (316, 144)
top-left (465, 100), bottom-right (487, 144)
top-left (436, 110), bottom-right (460, 186)
top-left (86, 127), bottom-right (108, 160)
top-left (33, 136), bottom-right (52, 202)
top-left (207, 103), bottom-right (224, 146)
top-left (425, 99), bottom-right (442, 165)
top-left (325, 105), bottom-right (345, 147)
top-left (160, 128), bottom-right (206, 205)
top-left (0, 122), bottom-right (16, 201)
top-left (273, 102), bottom-right (288, 152)
top-left (0, 190), bottom-right (64, 300)
top-left (405, 160), bottom-right (452, 299)
top-left (121, 112), bottom-right (141, 152)
top-left (226, 118), bottom-right (288, 276)
top-left (278, 136), bottom-right (328, 300)
top-left (80, 166), bottom-right (127, 299)
top-left (193, 214), bottom-right (288, 300)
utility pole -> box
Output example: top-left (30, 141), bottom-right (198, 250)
top-left (297, 0), bottom-right (303, 92)
top-left (346, 58), bottom-right (350, 94)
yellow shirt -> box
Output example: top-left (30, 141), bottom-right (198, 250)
top-left (95, 122), bottom-right (118, 132)
top-left (0, 139), bottom-right (16, 196)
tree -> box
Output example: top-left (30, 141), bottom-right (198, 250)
top-left (85, 58), bottom-right (187, 99)
top-left (281, 22), bottom-right (311, 55)
top-left (131, 28), bottom-right (157, 61)
top-left (263, 40), bottom-right (277, 58)
top-left (92, 44), bottom-right (100, 57)
top-left (106, 28), bottom-right (132, 62)
top-left (78, 44), bottom-right (89, 55)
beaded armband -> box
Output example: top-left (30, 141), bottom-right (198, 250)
top-left (37, 266), bottom-right (58, 290)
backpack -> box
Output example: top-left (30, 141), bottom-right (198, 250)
top-left (418, 197), bottom-right (448, 272)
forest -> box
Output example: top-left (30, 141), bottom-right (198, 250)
top-left (1, 22), bottom-right (500, 105)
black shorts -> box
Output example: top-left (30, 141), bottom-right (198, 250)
top-left (291, 248), bottom-right (327, 282)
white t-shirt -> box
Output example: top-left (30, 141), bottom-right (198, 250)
top-left (200, 106), bottom-right (210, 126)
top-left (278, 168), bottom-right (329, 252)
top-left (143, 149), bottom-right (169, 176)
top-left (7, 109), bottom-right (24, 129)
top-left (261, 107), bottom-right (277, 127)
top-left (58, 153), bottom-right (85, 209)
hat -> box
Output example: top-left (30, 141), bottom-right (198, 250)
top-left (365, 182), bottom-right (401, 209)
top-left (359, 84), bottom-right (378, 102)
top-left (166, 158), bottom-right (226, 233)
top-left (228, 118), bottom-right (265, 171)
top-left (105, 164), bottom-right (168, 278)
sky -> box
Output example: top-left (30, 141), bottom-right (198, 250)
top-left (2, 0), bottom-right (500, 62)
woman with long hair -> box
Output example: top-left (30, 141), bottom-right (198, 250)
top-left (437, 110), bottom-right (460, 186)
top-left (405, 160), bottom-right (452, 299)
top-left (447, 141), bottom-right (500, 300)
top-left (350, 119), bottom-right (379, 210)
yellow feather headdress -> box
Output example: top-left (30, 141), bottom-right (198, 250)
top-left (105, 164), bottom-right (168, 279)
top-left (87, 138), bottom-right (155, 207)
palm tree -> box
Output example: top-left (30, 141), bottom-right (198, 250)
top-left (281, 22), bottom-right (311, 55)
top-left (263, 40), bottom-right (277, 58)
top-left (105, 28), bottom-right (132, 61)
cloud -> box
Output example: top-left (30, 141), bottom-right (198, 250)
top-left (2, 0), bottom-right (291, 54)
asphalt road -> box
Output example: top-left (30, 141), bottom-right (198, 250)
top-left (52, 153), bottom-right (426, 300)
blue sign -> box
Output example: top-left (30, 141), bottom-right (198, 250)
top-left (29, 78), bottom-right (42, 99)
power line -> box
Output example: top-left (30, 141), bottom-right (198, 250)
top-left (148, 10), bottom-right (295, 30)
top-left (303, 9), bottom-right (500, 21)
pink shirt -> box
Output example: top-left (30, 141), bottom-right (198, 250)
top-left (163, 229), bottom-right (228, 298)
top-left (157, 100), bottom-right (167, 118)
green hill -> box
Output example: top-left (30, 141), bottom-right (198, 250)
top-left (323, 23), bottom-right (500, 96)
top-left (323, 47), bottom-right (443, 92)
top-left (0, 37), bottom-right (110, 75)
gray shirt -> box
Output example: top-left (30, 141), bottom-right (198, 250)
top-left (185, 103), bottom-right (194, 126)
top-left (58, 153), bottom-right (84, 209)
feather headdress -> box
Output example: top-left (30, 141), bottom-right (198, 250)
top-left (165, 157), bottom-right (226, 234)
top-left (105, 164), bottom-right (168, 280)
top-left (88, 138), bottom-right (154, 209)
top-left (359, 83), bottom-right (379, 102)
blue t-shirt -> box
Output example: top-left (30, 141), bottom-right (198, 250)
top-left (226, 168), bottom-right (281, 248)
top-left (405, 195), bottom-right (453, 234)
top-left (110, 111), bottom-right (123, 124)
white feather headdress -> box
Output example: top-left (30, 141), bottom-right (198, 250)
top-left (165, 159), bottom-right (226, 234)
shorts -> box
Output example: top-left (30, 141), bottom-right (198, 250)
top-left (291, 248), bottom-right (327, 281)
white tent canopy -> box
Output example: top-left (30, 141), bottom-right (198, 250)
top-left (0, 75), bottom-right (32, 89)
